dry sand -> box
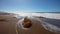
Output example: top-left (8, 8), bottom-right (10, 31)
top-left (0, 15), bottom-right (56, 34)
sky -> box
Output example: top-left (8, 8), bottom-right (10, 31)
top-left (0, 0), bottom-right (60, 13)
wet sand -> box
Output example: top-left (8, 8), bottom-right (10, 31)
top-left (0, 15), bottom-right (56, 34)
top-left (17, 17), bottom-right (56, 34)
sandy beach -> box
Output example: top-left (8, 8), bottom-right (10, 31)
top-left (0, 14), bottom-right (56, 34)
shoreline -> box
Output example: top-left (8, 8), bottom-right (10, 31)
top-left (0, 15), bottom-right (56, 34)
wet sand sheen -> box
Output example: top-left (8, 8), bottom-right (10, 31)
top-left (0, 15), bottom-right (18, 34)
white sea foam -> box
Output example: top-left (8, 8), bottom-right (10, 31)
top-left (16, 13), bottom-right (60, 19)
